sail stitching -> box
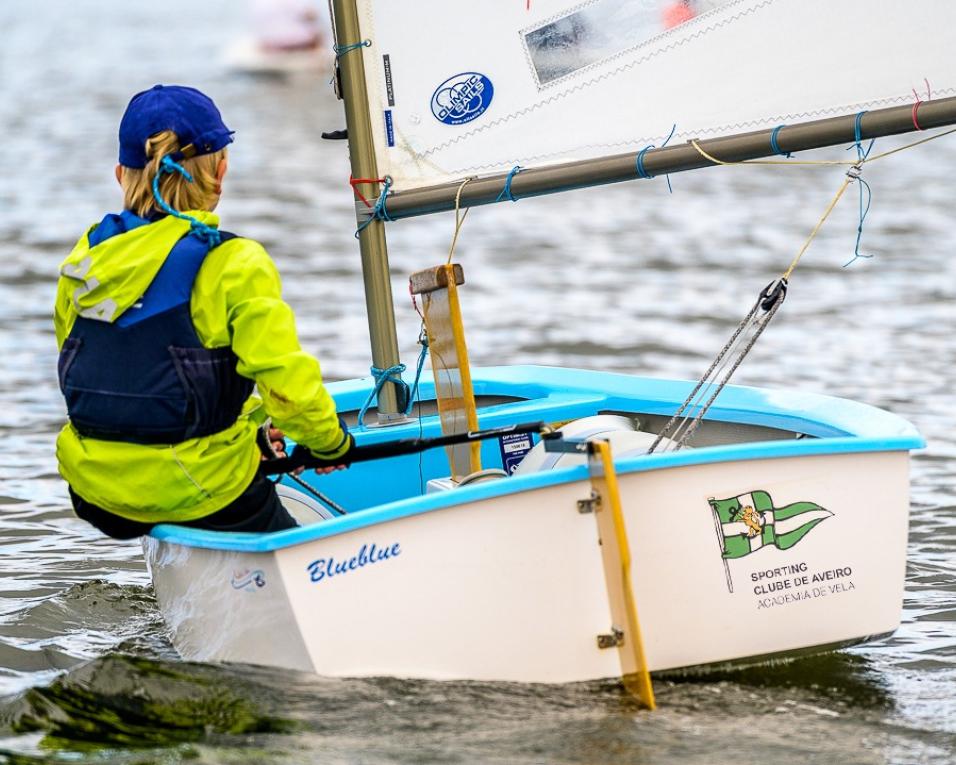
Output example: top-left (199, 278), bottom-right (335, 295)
top-left (427, 91), bottom-right (956, 177)
top-left (420, 0), bottom-right (778, 159)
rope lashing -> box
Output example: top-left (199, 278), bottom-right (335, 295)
top-left (355, 176), bottom-right (393, 238)
top-left (333, 39), bottom-right (371, 57)
top-left (842, 112), bottom-right (875, 267)
top-left (850, 111), bottom-right (875, 163)
top-left (350, 175), bottom-right (386, 209)
top-left (496, 165), bottom-right (524, 203)
top-left (355, 333), bottom-right (430, 429)
top-left (912, 79), bottom-right (932, 131)
top-left (357, 364), bottom-right (408, 429)
top-left (770, 125), bottom-right (792, 158)
top-left (635, 124), bottom-right (677, 193)
top-left (151, 155), bottom-right (222, 246)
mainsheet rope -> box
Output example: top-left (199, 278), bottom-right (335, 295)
top-left (689, 124), bottom-right (956, 279)
top-left (447, 177), bottom-right (475, 264)
top-left (649, 120), bottom-right (956, 452)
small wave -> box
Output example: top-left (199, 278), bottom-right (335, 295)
top-left (1, 654), bottom-right (295, 748)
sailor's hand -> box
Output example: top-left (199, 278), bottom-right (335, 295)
top-left (314, 464), bottom-right (346, 475)
top-left (267, 427), bottom-right (287, 457)
top-left (313, 433), bottom-right (354, 476)
top-left (261, 428), bottom-right (305, 475)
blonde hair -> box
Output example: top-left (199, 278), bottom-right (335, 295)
top-left (120, 130), bottom-right (226, 217)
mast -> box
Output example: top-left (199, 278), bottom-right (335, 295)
top-left (377, 97), bottom-right (956, 221)
top-left (331, 0), bottom-right (404, 422)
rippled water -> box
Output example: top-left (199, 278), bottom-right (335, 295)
top-left (2, 2), bottom-right (956, 763)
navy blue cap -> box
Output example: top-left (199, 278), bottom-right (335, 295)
top-left (118, 84), bottom-right (235, 169)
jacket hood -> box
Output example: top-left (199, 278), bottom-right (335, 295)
top-left (59, 211), bottom-right (220, 321)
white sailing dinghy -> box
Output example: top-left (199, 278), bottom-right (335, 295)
top-left (146, 0), bottom-right (956, 705)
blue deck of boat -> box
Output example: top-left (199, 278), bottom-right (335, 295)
top-left (150, 365), bottom-right (922, 552)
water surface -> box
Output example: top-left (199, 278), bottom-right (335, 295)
top-left (1, 2), bottom-right (955, 763)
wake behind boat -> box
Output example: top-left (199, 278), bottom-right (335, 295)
top-left (148, 0), bottom-right (956, 706)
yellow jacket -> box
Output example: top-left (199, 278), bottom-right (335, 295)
top-left (54, 211), bottom-right (349, 522)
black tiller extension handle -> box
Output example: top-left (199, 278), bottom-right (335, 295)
top-left (260, 421), bottom-right (548, 475)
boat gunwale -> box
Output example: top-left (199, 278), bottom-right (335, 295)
top-left (149, 366), bottom-right (923, 553)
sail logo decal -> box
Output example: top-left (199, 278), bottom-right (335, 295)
top-left (231, 569), bottom-right (266, 591)
top-left (307, 542), bottom-right (402, 584)
top-left (431, 72), bottom-right (494, 125)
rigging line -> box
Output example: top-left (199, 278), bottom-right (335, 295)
top-left (674, 298), bottom-right (785, 450)
top-left (647, 296), bottom-right (763, 453)
top-left (285, 472), bottom-right (348, 516)
top-left (447, 177), bottom-right (475, 264)
top-left (688, 126), bottom-right (956, 170)
top-left (660, 316), bottom-right (764, 451)
top-left (691, 126), bottom-right (956, 279)
top-left (863, 126), bottom-right (956, 163)
top-left (649, 117), bottom-right (956, 453)
top-left (843, 172), bottom-right (873, 269)
top-left (690, 140), bottom-right (854, 168)
top-left (782, 174), bottom-right (854, 281)
top-left (655, 314), bottom-right (765, 452)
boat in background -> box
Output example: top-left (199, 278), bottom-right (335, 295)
top-left (222, 0), bottom-right (330, 76)
top-left (150, 0), bottom-right (956, 706)
top-left (222, 38), bottom-right (329, 76)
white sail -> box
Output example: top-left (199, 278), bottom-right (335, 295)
top-left (350, 0), bottom-right (956, 191)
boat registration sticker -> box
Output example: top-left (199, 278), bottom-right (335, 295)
top-left (430, 72), bottom-right (494, 125)
top-left (499, 432), bottom-right (534, 474)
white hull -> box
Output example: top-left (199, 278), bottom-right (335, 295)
top-left (146, 442), bottom-right (910, 681)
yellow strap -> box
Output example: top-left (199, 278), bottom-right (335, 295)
top-left (444, 266), bottom-right (481, 473)
top-left (589, 440), bottom-right (655, 709)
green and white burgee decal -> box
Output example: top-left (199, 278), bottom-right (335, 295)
top-left (709, 491), bottom-right (833, 560)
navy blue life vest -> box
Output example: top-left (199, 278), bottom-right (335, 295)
top-left (58, 223), bottom-right (254, 445)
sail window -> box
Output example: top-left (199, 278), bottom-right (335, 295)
top-left (523, 0), bottom-right (731, 87)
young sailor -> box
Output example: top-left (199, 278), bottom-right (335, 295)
top-left (55, 84), bottom-right (352, 538)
